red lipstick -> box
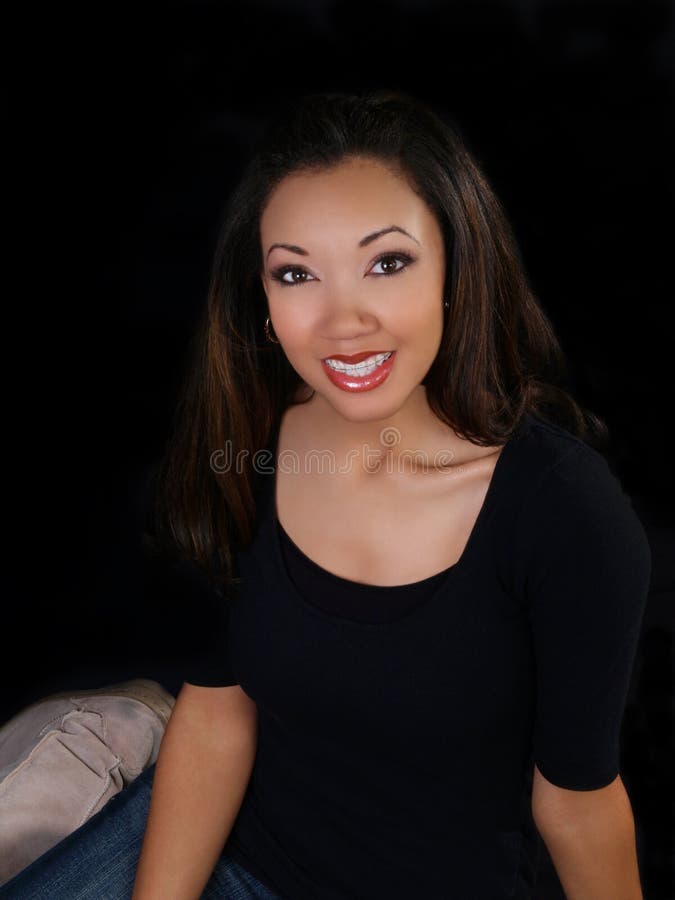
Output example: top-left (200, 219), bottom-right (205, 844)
top-left (321, 351), bottom-right (396, 393)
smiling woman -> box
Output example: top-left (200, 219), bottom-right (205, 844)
top-left (1, 89), bottom-right (650, 900)
top-left (260, 156), bottom-right (446, 417)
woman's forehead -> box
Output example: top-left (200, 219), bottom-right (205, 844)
top-left (260, 157), bottom-right (438, 247)
top-left (264, 156), bottom-right (409, 204)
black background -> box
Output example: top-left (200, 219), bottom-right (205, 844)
top-left (6, 1), bottom-right (674, 897)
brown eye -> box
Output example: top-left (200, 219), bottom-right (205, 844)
top-left (271, 266), bottom-right (316, 286)
top-left (380, 257), bottom-right (400, 274)
top-left (370, 252), bottom-right (414, 277)
top-left (288, 270), bottom-right (309, 284)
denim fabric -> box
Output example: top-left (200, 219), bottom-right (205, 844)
top-left (0, 764), bottom-right (281, 899)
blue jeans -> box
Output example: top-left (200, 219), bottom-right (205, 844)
top-left (0, 764), bottom-right (281, 899)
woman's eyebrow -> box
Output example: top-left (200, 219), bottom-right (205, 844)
top-left (359, 225), bottom-right (420, 247)
top-left (265, 225), bottom-right (420, 261)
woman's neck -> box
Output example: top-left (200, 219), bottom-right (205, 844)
top-left (285, 385), bottom-right (484, 478)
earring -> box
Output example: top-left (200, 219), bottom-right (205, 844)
top-left (265, 316), bottom-right (280, 343)
top-left (444, 300), bottom-right (449, 309)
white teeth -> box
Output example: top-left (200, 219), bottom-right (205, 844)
top-left (325, 351), bottom-right (392, 376)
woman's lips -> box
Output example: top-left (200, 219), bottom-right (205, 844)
top-left (321, 351), bottom-right (396, 393)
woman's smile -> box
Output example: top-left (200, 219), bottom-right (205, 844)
top-left (321, 350), bottom-right (396, 392)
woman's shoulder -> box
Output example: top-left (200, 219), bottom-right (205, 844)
top-left (513, 410), bottom-right (613, 494)
top-left (510, 412), bottom-right (649, 559)
top-left (501, 413), bottom-right (652, 619)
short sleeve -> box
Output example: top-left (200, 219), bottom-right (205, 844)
top-left (516, 444), bottom-right (651, 790)
top-left (175, 559), bottom-right (240, 688)
top-left (135, 460), bottom-right (239, 689)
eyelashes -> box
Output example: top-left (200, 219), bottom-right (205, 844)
top-left (269, 250), bottom-right (416, 287)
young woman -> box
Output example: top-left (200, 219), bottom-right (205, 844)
top-left (2, 89), bottom-right (650, 900)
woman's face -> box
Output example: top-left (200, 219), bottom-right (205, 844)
top-left (260, 156), bottom-right (446, 423)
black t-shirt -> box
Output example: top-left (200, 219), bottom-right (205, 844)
top-left (183, 411), bottom-right (651, 899)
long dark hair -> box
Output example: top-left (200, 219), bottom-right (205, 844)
top-left (150, 88), bottom-right (607, 592)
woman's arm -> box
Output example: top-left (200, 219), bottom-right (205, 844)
top-left (532, 765), bottom-right (643, 899)
top-left (132, 681), bottom-right (258, 900)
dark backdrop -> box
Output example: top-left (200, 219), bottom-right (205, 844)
top-left (6, 1), bottom-right (674, 897)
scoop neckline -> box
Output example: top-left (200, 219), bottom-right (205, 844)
top-left (276, 516), bottom-right (451, 592)
top-left (259, 413), bottom-right (530, 628)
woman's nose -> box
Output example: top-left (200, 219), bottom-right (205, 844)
top-left (319, 280), bottom-right (379, 337)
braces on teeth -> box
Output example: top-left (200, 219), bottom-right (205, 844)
top-left (325, 351), bottom-right (393, 373)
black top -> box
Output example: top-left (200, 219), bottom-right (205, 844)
top-left (277, 512), bottom-right (450, 622)
top-left (182, 411), bottom-right (651, 900)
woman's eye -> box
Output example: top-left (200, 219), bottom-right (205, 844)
top-left (270, 253), bottom-right (413, 286)
top-left (370, 253), bottom-right (413, 276)
top-left (271, 266), bottom-right (315, 286)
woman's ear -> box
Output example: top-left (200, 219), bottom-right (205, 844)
top-left (260, 271), bottom-right (269, 299)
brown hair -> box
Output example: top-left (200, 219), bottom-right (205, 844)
top-left (149, 88), bottom-right (607, 592)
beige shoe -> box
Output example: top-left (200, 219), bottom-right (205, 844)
top-left (0, 678), bottom-right (175, 885)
